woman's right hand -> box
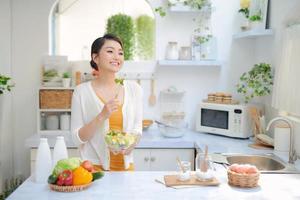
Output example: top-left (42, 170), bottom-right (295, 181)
top-left (99, 99), bottom-right (119, 120)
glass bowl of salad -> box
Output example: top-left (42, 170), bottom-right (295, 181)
top-left (104, 130), bottom-right (137, 153)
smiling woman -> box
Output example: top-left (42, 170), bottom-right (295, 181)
top-left (49, 0), bottom-right (155, 61)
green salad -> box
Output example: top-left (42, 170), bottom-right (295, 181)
top-left (105, 130), bottom-right (136, 151)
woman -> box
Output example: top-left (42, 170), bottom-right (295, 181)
top-left (71, 34), bottom-right (143, 171)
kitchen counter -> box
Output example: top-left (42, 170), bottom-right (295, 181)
top-left (25, 128), bottom-right (271, 153)
top-left (6, 168), bottom-right (300, 200)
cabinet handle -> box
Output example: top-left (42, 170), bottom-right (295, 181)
top-left (150, 157), bottom-right (155, 162)
top-left (144, 157), bottom-right (149, 162)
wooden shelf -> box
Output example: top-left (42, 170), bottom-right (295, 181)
top-left (39, 109), bottom-right (71, 112)
top-left (233, 29), bottom-right (274, 39)
top-left (158, 60), bottom-right (221, 67)
top-left (40, 87), bottom-right (75, 90)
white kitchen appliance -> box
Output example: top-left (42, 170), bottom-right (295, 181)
top-left (195, 102), bottom-right (252, 138)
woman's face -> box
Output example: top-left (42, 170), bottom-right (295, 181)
top-left (93, 39), bottom-right (124, 73)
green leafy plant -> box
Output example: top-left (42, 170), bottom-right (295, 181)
top-left (43, 69), bottom-right (58, 78)
top-left (249, 14), bottom-right (262, 22)
top-left (236, 63), bottom-right (273, 103)
top-left (155, 0), bottom-right (211, 17)
top-left (0, 74), bottom-right (14, 95)
top-left (136, 15), bottom-right (155, 60)
top-left (239, 8), bottom-right (249, 18)
top-left (62, 72), bottom-right (71, 79)
top-left (106, 14), bottom-right (135, 60)
top-left (194, 34), bottom-right (212, 44)
top-left (0, 176), bottom-right (24, 199)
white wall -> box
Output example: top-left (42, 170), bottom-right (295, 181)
top-left (0, 0), bottom-right (14, 192)
top-left (4, 0), bottom-right (300, 180)
top-left (10, 0), bottom-right (56, 178)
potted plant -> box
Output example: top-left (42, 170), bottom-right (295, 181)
top-left (236, 63), bottom-right (273, 103)
top-left (62, 72), bottom-right (71, 88)
top-left (0, 74), bottom-right (14, 95)
top-left (106, 14), bottom-right (135, 60)
top-left (238, 0), bottom-right (250, 31)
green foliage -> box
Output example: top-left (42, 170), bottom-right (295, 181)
top-left (236, 63), bottom-right (273, 103)
top-left (106, 14), bottom-right (135, 60)
top-left (136, 15), bottom-right (155, 60)
top-left (155, 0), bottom-right (211, 16)
top-left (238, 8), bottom-right (249, 18)
top-left (249, 14), bottom-right (262, 21)
top-left (43, 69), bottom-right (58, 78)
top-left (0, 176), bottom-right (24, 199)
top-left (62, 72), bottom-right (71, 78)
top-left (194, 34), bottom-right (212, 44)
top-left (0, 74), bottom-right (14, 95)
top-left (183, 0), bottom-right (209, 10)
top-left (154, 7), bottom-right (166, 17)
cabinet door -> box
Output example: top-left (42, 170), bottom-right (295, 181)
top-left (30, 148), bottom-right (80, 174)
top-left (132, 149), bottom-right (151, 171)
top-left (150, 149), bottom-right (195, 171)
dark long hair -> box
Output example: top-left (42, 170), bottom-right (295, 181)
top-left (90, 33), bottom-right (123, 71)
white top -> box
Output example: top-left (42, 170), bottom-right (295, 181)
top-left (71, 80), bottom-right (143, 170)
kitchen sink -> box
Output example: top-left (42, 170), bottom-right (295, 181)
top-left (219, 154), bottom-right (300, 174)
top-left (226, 154), bottom-right (285, 171)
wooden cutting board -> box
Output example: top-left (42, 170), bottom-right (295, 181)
top-left (164, 175), bottom-right (220, 187)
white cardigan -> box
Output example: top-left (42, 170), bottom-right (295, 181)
top-left (71, 80), bottom-right (143, 170)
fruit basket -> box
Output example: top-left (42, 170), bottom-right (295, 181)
top-left (49, 183), bottom-right (92, 192)
top-left (104, 130), bottom-right (137, 152)
top-left (48, 158), bottom-right (104, 192)
top-left (227, 164), bottom-right (260, 188)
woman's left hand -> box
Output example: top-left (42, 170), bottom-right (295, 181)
top-left (121, 134), bottom-right (141, 155)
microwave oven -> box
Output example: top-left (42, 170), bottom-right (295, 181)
top-left (195, 102), bottom-right (252, 138)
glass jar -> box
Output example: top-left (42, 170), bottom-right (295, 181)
top-left (177, 161), bottom-right (191, 181)
top-left (179, 47), bottom-right (191, 60)
top-left (165, 42), bottom-right (179, 60)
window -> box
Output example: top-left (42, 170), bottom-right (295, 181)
top-left (49, 0), bottom-right (155, 61)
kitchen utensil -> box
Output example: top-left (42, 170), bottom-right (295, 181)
top-left (148, 79), bottom-right (156, 106)
top-left (200, 145), bottom-right (208, 172)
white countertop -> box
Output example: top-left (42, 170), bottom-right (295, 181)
top-left (6, 168), bottom-right (300, 200)
top-left (26, 128), bottom-right (270, 153)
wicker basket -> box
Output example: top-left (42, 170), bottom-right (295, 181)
top-left (49, 183), bottom-right (91, 192)
top-left (40, 90), bottom-right (73, 109)
top-left (227, 170), bottom-right (260, 188)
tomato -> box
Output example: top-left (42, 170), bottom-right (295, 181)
top-left (81, 160), bottom-right (94, 172)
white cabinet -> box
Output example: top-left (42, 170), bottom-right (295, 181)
top-left (37, 87), bottom-right (74, 136)
top-left (30, 148), bottom-right (80, 174)
top-left (30, 148), bottom-right (195, 173)
top-left (133, 148), bottom-right (195, 171)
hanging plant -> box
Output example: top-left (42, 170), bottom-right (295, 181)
top-left (136, 15), bottom-right (155, 60)
top-left (106, 14), bottom-right (135, 60)
top-left (0, 74), bottom-right (14, 95)
top-left (236, 63), bottom-right (273, 103)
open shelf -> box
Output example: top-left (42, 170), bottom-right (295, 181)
top-left (39, 109), bottom-right (71, 112)
top-left (169, 4), bottom-right (214, 13)
top-left (158, 60), bottom-right (221, 67)
top-left (233, 29), bottom-right (274, 39)
top-left (38, 130), bottom-right (70, 136)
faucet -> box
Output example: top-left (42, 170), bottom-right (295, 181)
top-left (266, 116), bottom-right (297, 164)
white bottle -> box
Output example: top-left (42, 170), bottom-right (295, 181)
top-left (35, 138), bottom-right (52, 183)
top-left (53, 136), bottom-right (68, 167)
